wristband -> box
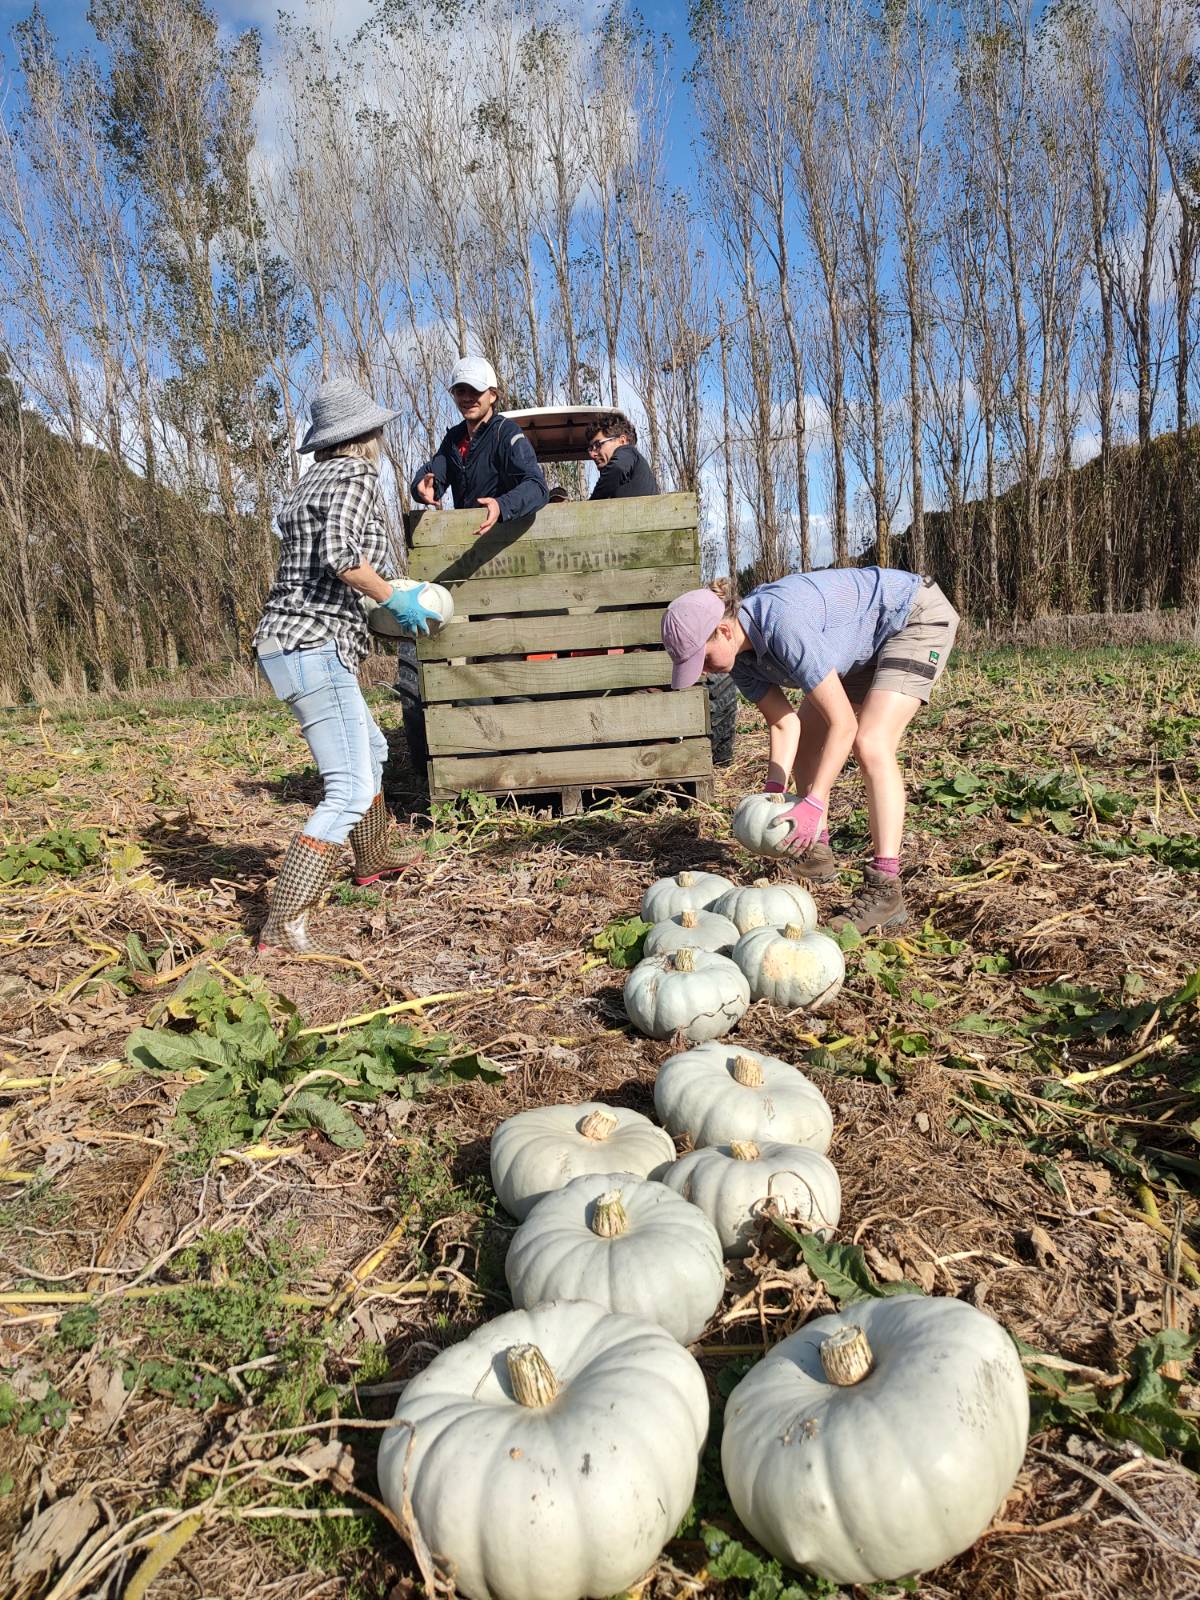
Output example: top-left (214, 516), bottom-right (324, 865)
top-left (763, 780), bottom-right (786, 794)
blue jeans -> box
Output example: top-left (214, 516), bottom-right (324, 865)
top-left (256, 640), bottom-right (387, 843)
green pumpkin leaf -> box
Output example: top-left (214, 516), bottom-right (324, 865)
top-left (772, 1224), bottom-right (923, 1305)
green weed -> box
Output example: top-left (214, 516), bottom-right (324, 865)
top-left (122, 1230), bottom-right (332, 1424)
top-left (772, 1225), bottom-right (924, 1303)
top-left (388, 1131), bottom-right (504, 1281)
top-left (592, 914), bottom-right (652, 969)
top-left (0, 1374), bottom-right (70, 1434)
top-left (700, 1527), bottom-right (843, 1600)
top-left (3, 768), bottom-right (57, 796)
top-left (1147, 711), bottom-right (1200, 760)
top-left (330, 882), bottom-right (382, 907)
top-left (1022, 1328), bottom-right (1200, 1466)
top-left (0, 824), bottom-right (104, 885)
top-left (1094, 829), bottom-right (1200, 871)
top-left (126, 967), bottom-right (501, 1157)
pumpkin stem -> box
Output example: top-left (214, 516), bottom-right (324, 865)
top-left (680, 908), bottom-right (700, 928)
top-left (591, 1189), bottom-right (629, 1237)
top-left (783, 922), bottom-right (805, 940)
top-left (673, 947), bottom-right (697, 972)
top-left (507, 1344), bottom-right (560, 1407)
top-left (730, 1139), bottom-right (760, 1161)
top-left (820, 1324), bottom-right (874, 1386)
top-left (732, 1053), bottom-right (765, 1088)
top-left (753, 877), bottom-right (770, 888)
top-left (578, 1109), bottom-right (618, 1141)
top-left (678, 870), bottom-right (696, 887)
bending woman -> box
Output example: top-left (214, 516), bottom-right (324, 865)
top-left (661, 568), bottom-right (959, 933)
top-left (253, 379), bottom-right (439, 955)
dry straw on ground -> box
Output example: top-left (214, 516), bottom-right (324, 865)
top-left (1, 645), bottom-right (1198, 1599)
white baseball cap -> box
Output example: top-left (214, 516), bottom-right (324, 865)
top-left (448, 355), bottom-right (498, 393)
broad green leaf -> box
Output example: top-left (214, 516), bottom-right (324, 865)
top-left (441, 1052), bottom-right (503, 1084)
top-left (283, 1091), bottom-right (364, 1149)
top-left (772, 1224), bottom-right (923, 1304)
top-left (127, 1027), bottom-right (232, 1074)
top-left (956, 1013), bottom-right (1012, 1035)
top-left (177, 1071), bottom-right (236, 1115)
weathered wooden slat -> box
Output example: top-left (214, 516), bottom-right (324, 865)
top-left (418, 609), bottom-right (667, 660)
top-left (425, 688), bottom-right (707, 755)
top-left (429, 736), bottom-right (713, 798)
top-left (408, 563), bottom-right (699, 616)
top-left (409, 527), bottom-right (693, 586)
top-left (407, 491), bottom-right (697, 548)
top-left (420, 652), bottom-right (672, 703)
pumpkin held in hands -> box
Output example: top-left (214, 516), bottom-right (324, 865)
top-left (731, 792), bottom-right (802, 860)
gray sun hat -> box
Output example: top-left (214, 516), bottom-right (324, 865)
top-left (299, 378), bottom-right (402, 454)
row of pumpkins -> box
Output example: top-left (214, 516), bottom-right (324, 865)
top-left (377, 813), bottom-right (1030, 1600)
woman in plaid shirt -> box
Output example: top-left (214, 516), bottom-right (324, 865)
top-left (253, 379), bottom-right (440, 955)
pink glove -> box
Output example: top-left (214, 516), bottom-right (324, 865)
top-left (763, 780), bottom-right (786, 794)
top-left (779, 793), bottom-right (825, 854)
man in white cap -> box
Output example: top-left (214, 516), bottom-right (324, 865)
top-left (412, 356), bottom-right (548, 535)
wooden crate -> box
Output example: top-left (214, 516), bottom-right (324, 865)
top-left (406, 492), bottom-right (712, 808)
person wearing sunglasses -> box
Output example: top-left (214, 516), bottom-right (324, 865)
top-left (587, 412), bottom-right (659, 500)
top-left (411, 356), bottom-right (548, 535)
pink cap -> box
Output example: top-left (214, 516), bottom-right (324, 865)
top-left (661, 588), bottom-right (726, 689)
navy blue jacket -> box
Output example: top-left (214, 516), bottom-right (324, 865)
top-left (590, 444), bottom-right (659, 500)
top-left (412, 413), bottom-right (548, 522)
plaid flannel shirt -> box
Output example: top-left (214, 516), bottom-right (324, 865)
top-left (253, 457), bottom-right (398, 671)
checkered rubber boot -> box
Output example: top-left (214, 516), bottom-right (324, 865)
top-left (349, 793), bottom-right (420, 886)
top-left (258, 834), bottom-right (339, 954)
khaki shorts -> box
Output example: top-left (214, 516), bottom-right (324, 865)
top-left (840, 578), bottom-right (959, 705)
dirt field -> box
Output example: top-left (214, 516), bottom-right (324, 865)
top-left (2, 643), bottom-right (1198, 1600)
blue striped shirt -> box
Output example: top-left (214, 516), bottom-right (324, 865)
top-left (730, 567), bottom-right (921, 702)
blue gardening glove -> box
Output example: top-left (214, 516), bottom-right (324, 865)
top-left (381, 583), bottom-right (440, 636)
top-left (779, 793), bottom-right (825, 854)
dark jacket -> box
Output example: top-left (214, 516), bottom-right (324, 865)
top-left (590, 444), bottom-right (659, 500)
top-left (412, 413), bottom-right (548, 522)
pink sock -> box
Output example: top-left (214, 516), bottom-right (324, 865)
top-left (818, 828), bottom-right (830, 846)
top-left (873, 855), bottom-right (900, 877)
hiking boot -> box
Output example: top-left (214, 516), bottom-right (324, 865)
top-left (258, 833), bottom-right (338, 955)
top-left (790, 840), bottom-right (838, 884)
top-left (829, 867), bottom-right (908, 934)
top-left (349, 793), bottom-right (421, 886)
